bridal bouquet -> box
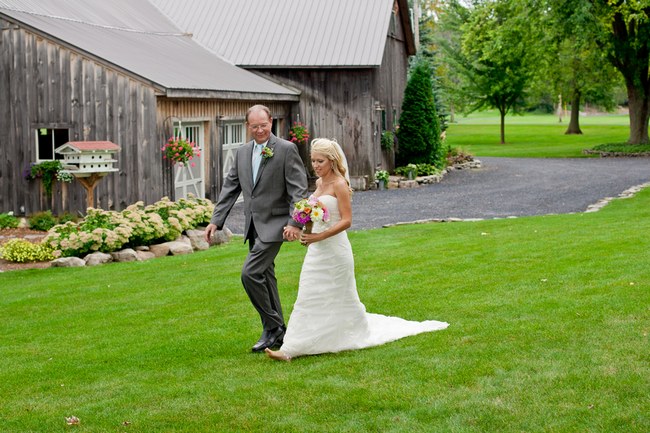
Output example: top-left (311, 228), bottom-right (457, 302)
top-left (292, 196), bottom-right (329, 234)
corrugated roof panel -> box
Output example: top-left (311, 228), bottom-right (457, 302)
top-left (0, 0), bottom-right (298, 96)
top-left (150, 0), bottom-right (397, 67)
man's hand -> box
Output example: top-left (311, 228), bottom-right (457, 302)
top-left (283, 225), bottom-right (302, 242)
top-left (204, 223), bottom-right (218, 244)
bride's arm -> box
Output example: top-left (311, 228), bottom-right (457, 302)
top-left (301, 180), bottom-right (351, 245)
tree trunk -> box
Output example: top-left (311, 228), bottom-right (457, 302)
top-left (565, 90), bottom-right (583, 135)
top-left (499, 108), bottom-right (506, 144)
top-left (606, 9), bottom-right (650, 144)
top-left (627, 84), bottom-right (650, 144)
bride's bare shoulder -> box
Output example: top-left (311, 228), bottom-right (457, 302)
top-left (332, 178), bottom-right (351, 198)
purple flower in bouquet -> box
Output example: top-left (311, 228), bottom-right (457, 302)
top-left (292, 196), bottom-right (329, 233)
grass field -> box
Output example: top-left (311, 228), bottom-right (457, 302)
top-left (2, 186), bottom-right (649, 432)
top-left (446, 111), bottom-right (631, 158)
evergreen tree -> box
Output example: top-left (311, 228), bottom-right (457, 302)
top-left (397, 60), bottom-right (443, 167)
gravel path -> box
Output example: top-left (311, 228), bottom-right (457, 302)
top-left (221, 157), bottom-right (650, 234)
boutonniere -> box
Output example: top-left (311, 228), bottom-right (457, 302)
top-left (261, 146), bottom-right (274, 159)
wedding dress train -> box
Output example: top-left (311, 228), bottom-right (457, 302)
top-left (278, 195), bottom-right (448, 359)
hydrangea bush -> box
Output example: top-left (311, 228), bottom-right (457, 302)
top-left (44, 195), bottom-right (213, 258)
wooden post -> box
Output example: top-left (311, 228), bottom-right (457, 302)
top-left (76, 173), bottom-right (103, 209)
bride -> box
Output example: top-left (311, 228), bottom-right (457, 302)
top-left (266, 138), bottom-right (448, 361)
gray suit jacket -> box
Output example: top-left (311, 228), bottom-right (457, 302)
top-left (210, 133), bottom-right (308, 243)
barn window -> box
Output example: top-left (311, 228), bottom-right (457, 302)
top-left (35, 128), bottom-right (69, 161)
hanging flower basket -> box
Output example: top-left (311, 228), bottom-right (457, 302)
top-left (162, 136), bottom-right (200, 167)
top-left (289, 122), bottom-right (310, 146)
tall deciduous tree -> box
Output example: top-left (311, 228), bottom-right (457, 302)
top-left (543, 0), bottom-right (620, 135)
top-left (397, 60), bottom-right (443, 167)
top-left (442, 0), bottom-right (541, 144)
top-left (432, 0), bottom-right (472, 123)
top-left (587, 1), bottom-right (650, 144)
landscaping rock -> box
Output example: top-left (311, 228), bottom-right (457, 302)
top-left (148, 243), bottom-right (170, 257)
top-left (51, 257), bottom-right (86, 267)
top-left (210, 227), bottom-right (233, 246)
top-left (398, 180), bottom-right (418, 189)
top-left (110, 248), bottom-right (139, 262)
top-left (84, 252), bottom-right (112, 266)
top-left (166, 241), bottom-right (194, 255)
top-left (136, 251), bottom-right (156, 261)
top-left (186, 229), bottom-right (210, 251)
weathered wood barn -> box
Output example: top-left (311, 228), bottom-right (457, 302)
top-left (153, 0), bottom-right (416, 190)
top-left (0, 0), bottom-right (298, 215)
top-left (1, 0), bottom-right (415, 216)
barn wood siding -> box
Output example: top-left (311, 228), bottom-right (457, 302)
top-left (255, 54), bottom-right (408, 187)
top-left (252, 10), bottom-right (410, 186)
top-left (374, 12), bottom-right (410, 172)
top-left (253, 69), bottom-right (373, 184)
top-left (0, 19), bottom-right (163, 215)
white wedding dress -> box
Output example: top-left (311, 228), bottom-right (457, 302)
top-left (279, 195), bottom-right (448, 358)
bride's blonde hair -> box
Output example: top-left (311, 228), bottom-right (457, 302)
top-left (310, 138), bottom-right (350, 188)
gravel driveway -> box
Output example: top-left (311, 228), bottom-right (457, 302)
top-left (220, 157), bottom-right (650, 234)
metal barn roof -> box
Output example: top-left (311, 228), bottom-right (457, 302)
top-left (150, 0), bottom-right (398, 68)
top-left (56, 141), bottom-right (121, 153)
top-left (0, 0), bottom-right (299, 98)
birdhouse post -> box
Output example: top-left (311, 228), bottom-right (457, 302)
top-left (55, 141), bottom-right (121, 209)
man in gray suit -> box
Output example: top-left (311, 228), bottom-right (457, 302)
top-left (204, 104), bottom-right (308, 352)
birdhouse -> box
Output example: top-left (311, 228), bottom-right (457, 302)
top-left (55, 141), bottom-right (121, 208)
top-left (55, 141), bottom-right (120, 177)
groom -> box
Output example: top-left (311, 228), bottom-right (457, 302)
top-left (204, 105), bottom-right (308, 352)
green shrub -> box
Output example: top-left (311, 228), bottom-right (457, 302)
top-left (395, 163), bottom-right (419, 177)
top-left (396, 59), bottom-right (443, 167)
top-left (396, 163), bottom-right (441, 176)
top-left (587, 142), bottom-right (650, 155)
top-left (0, 212), bottom-right (19, 229)
top-left (57, 212), bottom-right (78, 224)
top-left (28, 211), bottom-right (58, 231)
top-left (0, 238), bottom-right (54, 263)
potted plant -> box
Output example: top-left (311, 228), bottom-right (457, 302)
top-left (375, 169), bottom-right (389, 190)
top-left (406, 163), bottom-right (418, 180)
top-left (380, 130), bottom-right (394, 151)
top-left (25, 160), bottom-right (67, 198)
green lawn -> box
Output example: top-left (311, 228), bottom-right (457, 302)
top-left (446, 111), bottom-right (631, 157)
top-left (2, 188), bottom-right (649, 432)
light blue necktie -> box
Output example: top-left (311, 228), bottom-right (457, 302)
top-left (252, 143), bottom-right (263, 182)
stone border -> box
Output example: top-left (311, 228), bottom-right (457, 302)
top-left (385, 160), bottom-right (483, 190)
top-left (583, 149), bottom-right (650, 157)
top-left (48, 228), bottom-right (233, 268)
top-left (383, 181), bottom-right (650, 228)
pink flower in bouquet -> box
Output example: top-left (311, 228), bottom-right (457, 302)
top-left (292, 196), bottom-right (329, 225)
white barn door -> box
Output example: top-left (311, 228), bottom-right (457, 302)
top-left (174, 122), bottom-right (205, 199)
top-left (222, 121), bottom-right (245, 203)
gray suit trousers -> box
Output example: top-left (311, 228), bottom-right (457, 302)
top-left (241, 226), bottom-right (284, 331)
